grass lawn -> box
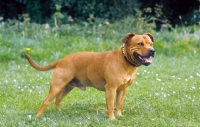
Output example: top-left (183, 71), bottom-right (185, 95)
top-left (0, 19), bottom-right (200, 126)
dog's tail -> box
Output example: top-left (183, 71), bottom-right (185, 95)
top-left (26, 55), bottom-right (59, 71)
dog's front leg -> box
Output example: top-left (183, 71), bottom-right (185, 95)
top-left (105, 86), bottom-right (116, 120)
top-left (116, 87), bottom-right (128, 116)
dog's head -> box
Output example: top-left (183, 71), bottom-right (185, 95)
top-left (122, 33), bottom-right (155, 66)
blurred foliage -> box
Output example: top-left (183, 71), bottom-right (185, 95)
top-left (141, 0), bottom-right (200, 27)
top-left (0, 0), bottom-right (199, 27)
top-left (0, 0), bottom-right (54, 23)
top-left (0, 13), bottom-right (199, 62)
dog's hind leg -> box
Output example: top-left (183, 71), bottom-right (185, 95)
top-left (54, 78), bottom-right (86, 109)
top-left (36, 68), bottom-right (74, 117)
top-left (54, 85), bottom-right (74, 109)
top-left (36, 81), bottom-right (70, 117)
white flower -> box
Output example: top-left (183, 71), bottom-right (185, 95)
top-left (68, 16), bottom-right (74, 22)
top-left (191, 86), bottom-right (196, 90)
top-left (45, 23), bottom-right (50, 29)
top-left (162, 92), bottom-right (167, 98)
top-left (156, 78), bottom-right (161, 81)
top-left (22, 31), bottom-right (25, 36)
top-left (104, 21), bottom-right (110, 25)
top-left (28, 115), bottom-right (32, 119)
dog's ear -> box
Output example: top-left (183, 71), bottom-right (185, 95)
top-left (122, 33), bottom-right (135, 43)
top-left (144, 33), bottom-right (154, 42)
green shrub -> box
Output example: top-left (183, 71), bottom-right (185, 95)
top-left (0, 16), bottom-right (199, 62)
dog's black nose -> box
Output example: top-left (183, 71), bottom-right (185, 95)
top-left (149, 49), bottom-right (155, 57)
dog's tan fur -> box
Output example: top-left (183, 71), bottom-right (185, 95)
top-left (26, 33), bottom-right (155, 120)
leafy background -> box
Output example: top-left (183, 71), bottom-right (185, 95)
top-left (0, 0), bottom-right (199, 26)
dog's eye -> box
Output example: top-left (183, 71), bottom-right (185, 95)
top-left (138, 42), bottom-right (144, 46)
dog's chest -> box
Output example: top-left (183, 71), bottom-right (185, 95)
top-left (117, 76), bottom-right (134, 91)
top-left (123, 74), bottom-right (136, 87)
top-left (117, 68), bottom-right (137, 90)
top-left (124, 77), bottom-right (132, 85)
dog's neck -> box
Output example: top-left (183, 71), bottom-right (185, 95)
top-left (121, 43), bottom-right (139, 67)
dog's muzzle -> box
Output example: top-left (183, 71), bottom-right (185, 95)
top-left (134, 49), bottom-right (155, 66)
top-left (149, 49), bottom-right (155, 57)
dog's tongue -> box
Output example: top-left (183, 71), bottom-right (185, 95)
top-left (143, 57), bottom-right (152, 63)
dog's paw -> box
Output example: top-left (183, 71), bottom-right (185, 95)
top-left (117, 112), bottom-right (123, 117)
top-left (108, 115), bottom-right (116, 120)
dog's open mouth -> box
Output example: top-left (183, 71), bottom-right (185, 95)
top-left (133, 52), bottom-right (153, 66)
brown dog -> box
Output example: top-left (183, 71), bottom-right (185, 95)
top-left (26, 33), bottom-right (155, 120)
